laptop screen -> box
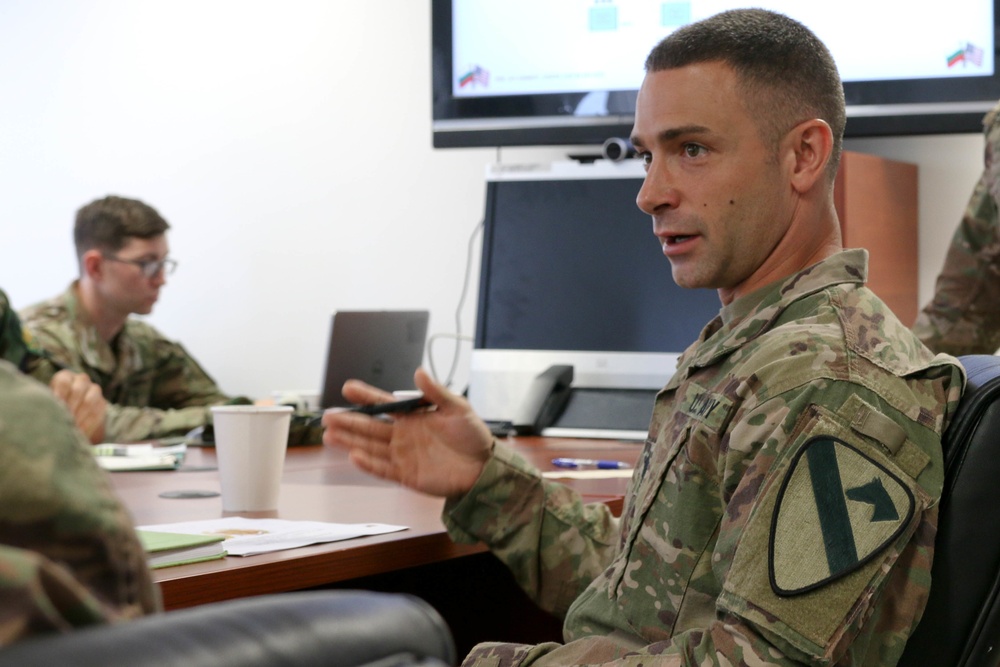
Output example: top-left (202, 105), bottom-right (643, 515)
top-left (320, 311), bottom-right (430, 409)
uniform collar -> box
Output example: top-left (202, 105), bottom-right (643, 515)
top-left (678, 248), bottom-right (869, 376)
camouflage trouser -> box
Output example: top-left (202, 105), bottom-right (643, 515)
top-left (462, 642), bottom-right (539, 667)
top-left (462, 638), bottom-right (699, 666)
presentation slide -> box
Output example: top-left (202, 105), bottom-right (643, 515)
top-left (452, 0), bottom-right (994, 97)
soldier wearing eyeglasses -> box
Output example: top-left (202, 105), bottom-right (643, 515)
top-left (19, 195), bottom-right (232, 442)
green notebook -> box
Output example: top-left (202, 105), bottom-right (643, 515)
top-left (137, 529), bottom-right (227, 569)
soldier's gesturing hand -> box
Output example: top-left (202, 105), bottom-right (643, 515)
top-left (322, 367), bottom-right (493, 499)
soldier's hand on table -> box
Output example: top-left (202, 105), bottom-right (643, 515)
top-left (323, 367), bottom-right (493, 499)
top-left (49, 369), bottom-right (107, 444)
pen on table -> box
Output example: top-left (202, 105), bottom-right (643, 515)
top-left (349, 396), bottom-right (433, 416)
top-left (551, 457), bottom-right (631, 470)
top-left (321, 395), bottom-right (433, 417)
top-left (309, 396), bottom-right (433, 427)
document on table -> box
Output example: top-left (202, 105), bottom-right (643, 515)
top-left (136, 517), bottom-right (407, 556)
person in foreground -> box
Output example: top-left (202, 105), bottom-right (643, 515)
top-left (912, 98), bottom-right (1000, 355)
top-left (324, 9), bottom-right (964, 666)
top-left (0, 287), bottom-right (107, 444)
top-left (19, 195), bottom-right (233, 442)
top-left (0, 358), bottom-right (160, 646)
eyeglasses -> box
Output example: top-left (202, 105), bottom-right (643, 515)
top-left (102, 254), bottom-right (178, 278)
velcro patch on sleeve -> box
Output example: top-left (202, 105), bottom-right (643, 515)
top-left (770, 436), bottom-right (914, 596)
top-left (719, 405), bottom-right (926, 656)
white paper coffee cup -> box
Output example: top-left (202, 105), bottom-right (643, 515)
top-left (210, 405), bottom-right (293, 512)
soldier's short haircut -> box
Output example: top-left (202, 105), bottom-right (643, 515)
top-left (74, 195), bottom-right (170, 263)
top-left (644, 8), bottom-right (846, 179)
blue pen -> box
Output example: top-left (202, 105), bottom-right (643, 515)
top-left (551, 457), bottom-right (630, 470)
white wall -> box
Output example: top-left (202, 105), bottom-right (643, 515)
top-left (0, 1), bottom-right (987, 399)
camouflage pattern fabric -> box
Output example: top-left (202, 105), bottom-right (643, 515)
top-left (444, 249), bottom-right (964, 666)
top-left (19, 283), bottom-right (231, 442)
top-left (913, 100), bottom-right (1000, 355)
top-left (0, 360), bottom-right (160, 646)
top-left (0, 289), bottom-right (57, 383)
top-left (286, 412), bottom-right (325, 446)
top-left (0, 289), bottom-right (31, 370)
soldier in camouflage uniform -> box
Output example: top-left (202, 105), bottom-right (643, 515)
top-left (0, 288), bottom-right (108, 444)
top-left (324, 9), bottom-right (964, 667)
top-left (912, 100), bottom-right (1000, 356)
top-left (0, 359), bottom-right (160, 645)
top-left (19, 196), bottom-right (233, 442)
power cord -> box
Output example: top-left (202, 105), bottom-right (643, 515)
top-left (427, 332), bottom-right (473, 389)
top-left (427, 217), bottom-right (484, 389)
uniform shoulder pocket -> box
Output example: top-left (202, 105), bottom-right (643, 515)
top-left (718, 403), bottom-right (928, 660)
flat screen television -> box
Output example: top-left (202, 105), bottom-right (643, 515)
top-left (432, 0), bottom-right (1000, 148)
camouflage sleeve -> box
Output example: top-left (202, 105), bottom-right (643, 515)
top-left (103, 403), bottom-right (214, 442)
top-left (0, 360), bottom-right (160, 647)
top-left (21, 312), bottom-right (232, 441)
top-left (913, 103), bottom-right (1000, 355)
top-left (0, 289), bottom-right (58, 383)
top-left (443, 444), bottom-right (620, 618)
top-left (0, 289), bottom-right (28, 368)
top-left (100, 336), bottom-right (234, 441)
top-left (145, 338), bottom-right (232, 409)
top-left (459, 358), bottom-right (961, 667)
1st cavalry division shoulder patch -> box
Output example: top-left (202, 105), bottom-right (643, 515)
top-left (769, 436), bottom-right (914, 596)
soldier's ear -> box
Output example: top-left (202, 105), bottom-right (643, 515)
top-left (786, 118), bottom-right (833, 195)
top-left (81, 250), bottom-right (104, 280)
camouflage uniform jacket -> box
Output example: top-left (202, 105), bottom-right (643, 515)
top-left (445, 249), bottom-right (964, 666)
top-left (0, 360), bottom-right (160, 646)
top-left (0, 289), bottom-right (58, 383)
top-left (19, 283), bottom-right (230, 442)
top-left (913, 100), bottom-right (1000, 355)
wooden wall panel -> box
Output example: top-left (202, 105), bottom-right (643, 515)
top-left (834, 151), bottom-right (919, 325)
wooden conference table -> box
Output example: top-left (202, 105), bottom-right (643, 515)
top-left (110, 435), bottom-right (643, 653)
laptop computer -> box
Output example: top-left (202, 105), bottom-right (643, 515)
top-left (319, 310), bottom-right (430, 409)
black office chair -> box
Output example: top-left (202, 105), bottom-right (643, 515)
top-left (898, 355), bottom-right (1000, 667)
top-left (0, 590), bottom-right (456, 667)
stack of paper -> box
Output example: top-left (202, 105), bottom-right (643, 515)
top-left (136, 517), bottom-right (408, 557)
top-left (137, 529), bottom-right (227, 568)
top-left (93, 442), bottom-right (186, 471)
